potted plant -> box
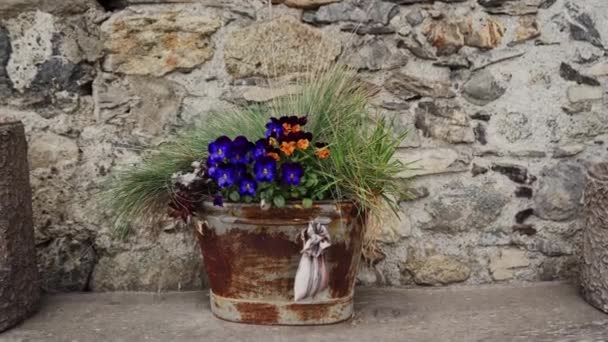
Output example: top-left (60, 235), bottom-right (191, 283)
top-left (105, 66), bottom-right (408, 325)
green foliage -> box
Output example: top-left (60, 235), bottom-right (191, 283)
top-left (102, 65), bottom-right (410, 235)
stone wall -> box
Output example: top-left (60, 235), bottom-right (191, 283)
top-left (1, 0), bottom-right (607, 291)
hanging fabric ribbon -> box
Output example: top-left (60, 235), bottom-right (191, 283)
top-left (294, 220), bottom-right (331, 302)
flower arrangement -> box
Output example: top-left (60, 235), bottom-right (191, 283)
top-left (104, 66), bottom-right (410, 255)
top-left (201, 115), bottom-right (331, 210)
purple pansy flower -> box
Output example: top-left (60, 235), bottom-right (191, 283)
top-left (231, 136), bottom-right (253, 165)
top-left (206, 159), bottom-right (219, 179)
top-left (254, 156), bottom-right (276, 182)
top-left (208, 136), bottom-right (232, 163)
top-left (281, 162), bottom-right (303, 186)
top-left (213, 195), bottom-right (224, 207)
top-left (265, 119), bottom-right (284, 138)
top-left (232, 164), bottom-right (247, 181)
top-left (238, 175), bottom-right (257, 197)
top-left (216, 163), bottom-right (235, 188)
top-left (253, 138), bottom-right (268, 159)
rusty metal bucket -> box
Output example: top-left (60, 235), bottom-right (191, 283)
top-left (195, 201), bottom-right (365, 325)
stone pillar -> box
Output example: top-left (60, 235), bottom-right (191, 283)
top-left (0, 121), bottom-right (40, 332)
top-left (581, 162), bottom-right (608, 313)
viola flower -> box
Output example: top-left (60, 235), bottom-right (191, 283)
top-left (208, 136), bottom-right (232, 163)
top-left (254, 156), bottom-right (276, 182)
top-left (213, 195), bottom-right (224, 207)
top-left (315, 142), bottom-right (330, 159)
top-left (232, 164), bottom-right (248, 181)
top-left (281, 162), bottom-right (303, 186)
top-left (231, 136), bottom-right (253, 165)
top-left (238, 175), bottom-right (257, 197)
top-left (206, 159), bottom-right (219, 178)
top-left (253, 139), bottom-right (268, 159)
top-left (216, 164), bottom-right (235, 188)
top-left (267, 151), bottom-right (280, 161)
top-left (265, 119), bottom-right (284, 138)
top-left (282, 122), bottom-right (292, 135)
top-left (296, 139), bottom-right (309, 150)
top-left (280, 141), bottom-right (296, 156)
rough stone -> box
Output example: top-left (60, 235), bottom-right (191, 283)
top-left (101, 7), bottom-right (222, 76)
top-left (415, 101), bottom-right (475, 143)
top-left (225, 16), bottom-right (340, 78)
top-left (272, 0), bottom-right (341, 9)
top-left (397, 37), bottom-right (437, 61)
top-left (423, 16), bottom-right (506, 53)
top-left (471, 163), bottom-right (488, 176)
top-left (90, 232), bottom-right (203, 291)
top-left (345, 37), bottom-right (408, 71)
top-left (515, 186), bottom-right (533, 198)
top-left (534, 161), bottom-right (585, 221)
top-left (469, 48), bottom-right (525, 71)
top-left (374, 202), bottom-right (411, 243)
top-left (302, 0), bottom-right (398, 25)
top-left (567, 3), bottom-right (604, 49)
top-left (496, 112), bottom-right (532, 142)
top-left (559, 63), bottom-right (600, 86)
top-left (515, 208), bottom-right (534, 224)
top-left (539, 257), bottom-right (577, 281)
top-left (380, 101), bottom-right (410, 111)
top-left (470, 111), bottom-right (492, 121)
top-left (491, 163), bottom-right (535, 184)
top-left (462, 70), bottom-right (508, 106)
top-left (586, 62), bottom-right (608, 76)
top-left (405, 8), bottom-right (424, 27)
top-left (489, 249), bottom-right (530, 281)
top-left (479, 0), bottom-right (541, 16)
top-left (4, 11), bottom-right (55, 92)
top-left (562, 101), bottom-right (592, 115)
top-left (341, 23), bottom-right (395, 35)
top-left (511, 15), bottom-right (540, 45)
top-left (385, 71), bottom-right (455, 100)
top-left (479, 227), bottom-right (511, 246)
top-left (0, 0), bottom-right (99, 18)
top-left (37, 236), bottom-right (96, 292)
top-left (421, 181), bottom-right (508, 233)
top-left (566, 85), bottom-right (603, 103)
top-left (552, 144), bottom-right (585, 158)
top-left (513, 224), bottom-right (537, 236)
top-left (423, 20), bottom-right (464, 56)
top-left (433, 54), bottom-right (470, 69)
top-left (29, 132), bottom-right (79, 170)
top-left (241, 85), bottom-right (301, 103)
top-left (461, 17), bottom-right (506, 50)
top-left (405, 254), bottom-right (471, 286)
top-left (474, 123), bottom-right (487, 145)
top-left (0, 24), bottom-right (12, 95)
top-left (396, 147), bottom-right (472, 177)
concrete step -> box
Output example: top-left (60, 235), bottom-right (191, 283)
top-left (1, 282), bottom-right (607, 341)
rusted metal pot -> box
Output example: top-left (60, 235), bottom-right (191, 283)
top-left (195, 201), bottom-right (365, 325)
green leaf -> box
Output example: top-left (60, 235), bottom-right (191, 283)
top-left (243, 195), bottom-right (253, 203)
top-left (273, 195), bottom-right (286, 208)
top-left (229, 191), bottom-right (240, 202)
top-left (302, 198), bottom-right (313, 208)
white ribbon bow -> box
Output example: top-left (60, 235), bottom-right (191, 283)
top-left (294, 221), bottom-right (331, 302)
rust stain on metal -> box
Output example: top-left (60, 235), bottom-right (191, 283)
top-left (235, 302), bottom-right (279, 325)
top-left (285, 302), bottom-right (331, 322)
top-left (198, 202), bottom-right (365, 325)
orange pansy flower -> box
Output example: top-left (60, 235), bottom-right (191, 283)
top-left (280, 141), bottom-right (296, 156)
top-left (296, 139), bottom-right (309, 150)
top-left (315, 147), bottom-right (330, 159)
top-left (267, 152), bottom-right (280, 161)
top-left (282, 123), bottom-right (292, 135)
